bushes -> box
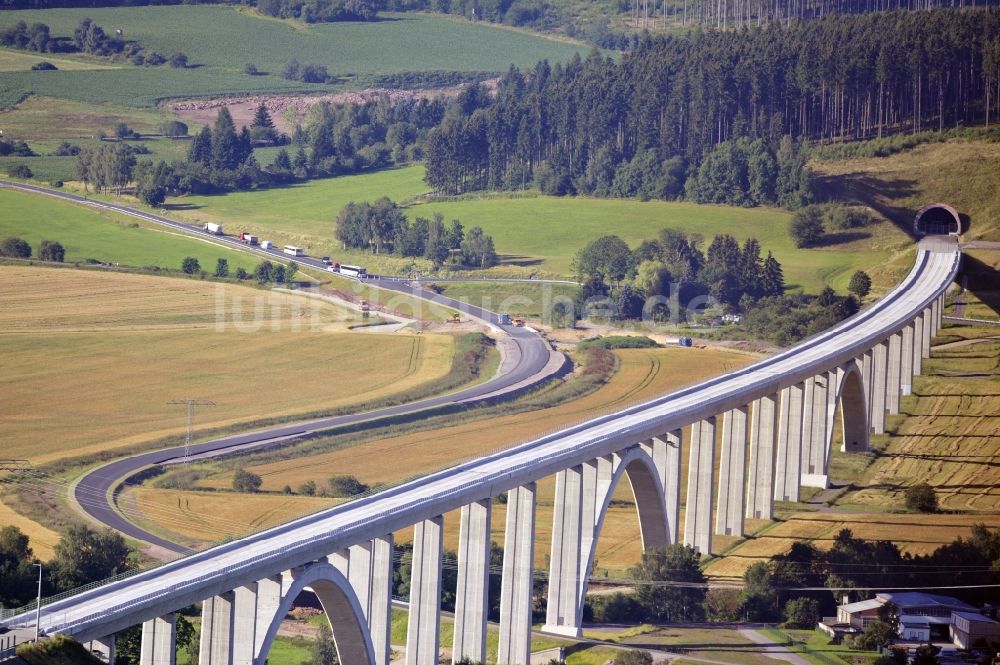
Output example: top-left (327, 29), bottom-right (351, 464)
top-left (790, 206), bottom-right (825, 247)
top-left (578, 335), bottom-right (660, 350)
top-left (783, 597), bottom-right (820, 628)
top-left (161, 120), bottom-right (189, 138)
top-left (31, 61), bottom-right (57, 71)
top-left (39, 240), bottom-right (65, 262)
top-left (0, 138), bottom-right (35, 157)
top-left (232, 469), bottom-right (262, 493)
top-left (0, 236), bottom-right (31, 258)
top-left (327, 474), bottom-right (369, 497)
top-left (8, 163), bottom-right (34, 179)
top-left (905, 483), bottom-right (938, 513)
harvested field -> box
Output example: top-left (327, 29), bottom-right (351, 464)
top-left (0, 266), bottom-right (457, 464)
top-left (705, 511), bottom-right (1000, 579)
top-left (127, 346), bottom-right (756, 570)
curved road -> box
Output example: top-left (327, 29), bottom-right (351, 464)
top-left (0, 180), bottom-right (558, 554)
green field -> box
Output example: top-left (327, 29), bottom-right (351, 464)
top-left (0, 6), bottom-right (589, 109)
top-left (0, 188), bottom-right (261, 272)
top-left (170, 164), bottom-right (908, 292)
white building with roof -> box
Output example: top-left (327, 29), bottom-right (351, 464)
top-left (951, 611), bottom-right (1000, 650)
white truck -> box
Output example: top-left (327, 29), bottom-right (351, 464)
top-left (203, 223), bottom-right (223, 235)
top-left (260, 240), bottom-right (273, 250)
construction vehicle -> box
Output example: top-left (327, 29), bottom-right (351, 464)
top-left (448, 313), bottom-right (461, 323)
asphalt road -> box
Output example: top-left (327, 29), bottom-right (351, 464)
top-left (0, 180), bottom-right (556, 554)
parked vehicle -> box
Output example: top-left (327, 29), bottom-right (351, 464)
top-left (260, 241), bottom-right (273, 250)
top-left (339, 264), bottom-right (367, 278)
top-left (283, 245), bottom-right (305, 257)
top-left (203, 223), bottom-right (223, 235)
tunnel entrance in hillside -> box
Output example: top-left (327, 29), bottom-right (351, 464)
top-left (914, 203), bottom-right (962, 236)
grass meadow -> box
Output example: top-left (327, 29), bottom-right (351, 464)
top-left (0, 6), bottom-right (588, 109)
top-left (170, 163), bottom-right (909, 292)
top-left (0, 188), bottom-right (263, 271)
top-left (123, 345), bottom-right (758, 570)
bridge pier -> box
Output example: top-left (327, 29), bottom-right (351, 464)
top-left (887, 332), bottom-right (903, 415)
top-left (498, 483), bottom-right (536, 665)
top-left (746, 394), bottom-right (778, 520)
top-left (901, 323), bottom-right (915, 395)
top-left (453, 499), bottom-right (492, 664)
top-left (253, 574), bottom-right (285, 664)
top-left (801, 373), bottom-right (830, 488)
top-left (406, 517), bottom-right (444, 665)
top-left (199, 593), bottom-right (233, 665)
top-left (231, 585), bottom-right (259, 665)
top-left (715, 407), bottom-right (748, 537)
top-left (545, 466), bottom-right (583, 636)
top-left (86, 635), bottom-right (115, 664)
top-left (683, 417), bottom-right (716, 554)
top-left (921, 308), bottom-right (932, 357)
top-left (659, 431), bottom-right (683, 543)
top-left (913, 315), bottom-right (924, 376)
top-left (870, 340), bottom-right (889, 434)
top-left (369, 536), bottom-right (394, 665)
top-left (140, 614), bottom-right (176, 665)
top-left (774, 384), bottom-right (803, 502)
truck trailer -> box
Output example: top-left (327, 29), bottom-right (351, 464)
top-left (203, 223), bottom-right (223, 235)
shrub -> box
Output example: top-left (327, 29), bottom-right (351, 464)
top-left (784, 597), bottom-right (820, 628)
top-left (578, 335), bottom-right (660, 350)
top-left (327, 475), bottom-right (369, 497)
top-left (181, 257), bottom-right (201, 274)
top-left (39, 240), bottom-right (65, 262)
top-left (53, 141), bottom-right (81, 156)
top-left (826, 204), bottom-right (875, 230)
top-left (114, 122), bottom-right (138, 140)
top-left (232, 469), bottom-right (262, 493)
top-left (8, 163), bottom-right (33, 179)
top-left (614, 651), bottom-right (653, 665)
top-left (161, 120), bottom-right (189, 138)
top-left (168, 52), bottom-right (188, 68)
top-left (0, 236), bottom-right (31, 258)
top-left (848, 270), bottom-right (872, 302)
top-left (31, 61), bottom-right (57, 71)
top-left (905, 483), bottom-right (938, 513)
top-left (790, 206), bottom-right (825, 247)
top-left (298, 480), bottom-right (317, 496)
top-left (244, 63), bottom-right (259, 76)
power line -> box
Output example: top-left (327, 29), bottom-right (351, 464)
top-left (167, 399), bottom-right (216, 461)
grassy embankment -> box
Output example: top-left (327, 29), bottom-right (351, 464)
top-left (0, 6), bottom-right (588, 109)
top-left (123, 344), bottom-right (758, 563)
top-left (167, 163), bottom-right (907, 293)
top-left (0, 265), bottom-right (496, 556)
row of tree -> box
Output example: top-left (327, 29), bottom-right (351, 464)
top-left (0, 17), bottom-right (177, 67)
top-left (425, 9), bottom-right (1000, 202)
top-left (0, 524), bottom-right (132, 608)
top-left (0, 236), bottom-right (65, 261)
top-left (335, 198), bottom-right (499, 267)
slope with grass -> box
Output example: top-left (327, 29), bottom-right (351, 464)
top-left (0, 187), bottom-right (261, 272)
top-left (814, 138), bottom-right (1000, 242)
top-left (704, 322), bottom-right (1000, 579)
top-left (170, 164), bottom-right (908, 292)
top-left (0, 6), bottom-right (589, 109)
top-left (122, 345), bottom-right (757, 568)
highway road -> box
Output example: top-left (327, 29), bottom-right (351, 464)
top-left (0, 180), bottom-right (559, 554)
top-left (0, 241), bottom-right (960, 641)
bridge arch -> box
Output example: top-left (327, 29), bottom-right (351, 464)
top-left (914, 203), bottom-right (962, 236)
top-left (256, 562), bottom-right (375, 665)
top-left (828, 361), bottom-right (870, 465)
top-left (578, 445), bottom-right (669, 616)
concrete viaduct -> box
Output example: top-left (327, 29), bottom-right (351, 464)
top-left (1, 239), bottom-right (960, 665)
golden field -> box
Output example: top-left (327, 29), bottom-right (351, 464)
top-left (124, 345), bottom-right (757, 572)
top-left (0, 266), bottom-right (458, 464)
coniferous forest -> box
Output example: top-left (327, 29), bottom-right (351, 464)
top-left (425, 9), bottom-right (1000, 202)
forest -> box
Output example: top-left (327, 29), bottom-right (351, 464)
top-left (424, 9), bottom-right (1000, 201)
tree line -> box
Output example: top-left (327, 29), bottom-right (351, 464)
top-left (0, 16), bottom-right (183, 67)
top-left (335, 197), bottom-right (499, 267)
top-left (0, 0), bottom-right (381, 22)
top-left (424, 9), bottom-right (1000, 202)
